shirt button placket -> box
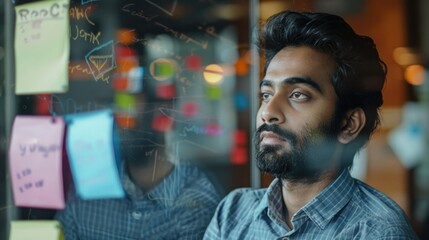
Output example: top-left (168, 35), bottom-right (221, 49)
top-left (131, 210), bottom-right (142, 220)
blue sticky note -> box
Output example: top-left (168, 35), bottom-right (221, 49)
top-left (65, 110), bottom-right (124, 199)
top-left (234, 92), bottom-right (249, 110)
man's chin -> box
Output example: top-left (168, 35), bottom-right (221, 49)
top-left (256, 152), bottom-right (289, 175)
top-left (256, 153), bottom-right (322, 183)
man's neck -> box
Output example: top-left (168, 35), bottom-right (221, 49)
top-left (127, 150), bottom-right (174, 192)
top-left (280, 171), bottom-right (338, 229)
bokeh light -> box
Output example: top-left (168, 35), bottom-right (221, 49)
top-left (404, 64), bottom-right (426, 86)
top-left (203, 64), bottom-right (224, 85)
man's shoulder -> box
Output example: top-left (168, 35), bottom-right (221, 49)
top-left (346, 180), bottom-right (417, 237)
top-left (174, 165), bottom-right (223, 206)
top-left (215, 187), bottom-right (267, 218)
top-left (353, 180), bottom-right (409, 219)
top-left (224, 187), bottom-right (267, 202)
top-left (178, 165), bottom-right (219, 192)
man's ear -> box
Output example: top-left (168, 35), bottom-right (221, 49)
top-left (337, 108), bottom-right (366, 144)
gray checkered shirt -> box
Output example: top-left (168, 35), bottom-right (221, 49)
top-left (56, 165), bottom-right (221, 240)
top-left (204, 170), bottom-right (419, 240)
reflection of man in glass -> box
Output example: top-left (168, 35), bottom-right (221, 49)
top-left (204, 10), bottom-right (418, 239)
top-left (56, 97), bottom-right (221, 240)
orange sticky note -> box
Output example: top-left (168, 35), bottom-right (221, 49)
top-left (116, 29), bottom-right (136, 45)
top-left (112, 76), bottom-right (129, 91)
top-left (115, 113), bottom-right (137, 129)
top-left (117, 57), bottom-right (138, 72)
top-left (235, 58), bottom-right (249, 76)
top-left (9, 116), bottom-right (65, 209)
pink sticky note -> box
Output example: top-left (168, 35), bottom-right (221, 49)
top-left (181, 102), bottom-right (199, 117)
top-left (185, 55), bottom-right (201, 71)
top-left (205, 123), bottom-right (222, 136)
top-left (155, 84), bottom-right (176, 99)
top-left (233, 130), bottom-right (247, 146)
top-left (231, 146), bottom-right (248, 165)
top-left (8, 116), bottom-right (65, 209)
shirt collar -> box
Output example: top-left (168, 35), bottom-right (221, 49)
top-left (253, 170), bottom-right (355, 230)
top-left (301, 169), bottom-right (355, 229)
top-left (253, 181), bottom-right (272, 220)
top-left (253, 178), bottom-right (288, 226)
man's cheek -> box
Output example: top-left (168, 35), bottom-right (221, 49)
top-left (255, 116), bottom-right (263, 129)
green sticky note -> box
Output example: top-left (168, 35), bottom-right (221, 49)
top-left (14, 0), bottom-right (70, 94)
top-left (154, 62), bottom-right (174, 78)
top-left (114, 92), bottom-right (136, 110)
top-left (9, 220), bottom-right (64, 240)
top-left (206, 85), bottom-right (222, 99)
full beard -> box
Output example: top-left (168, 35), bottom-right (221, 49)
top-left (254, 121), bottom-right (339, 184)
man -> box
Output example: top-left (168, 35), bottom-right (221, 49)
top-left (204, 10), bottom-right (419, 239)
top-left (56, 99), bottom-right (221, 240)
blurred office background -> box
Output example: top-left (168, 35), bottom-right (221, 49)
top-left (1, 0), bottom-right (429, 239)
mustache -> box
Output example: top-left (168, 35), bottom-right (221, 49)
top-left (254, 124), bottom-right (297, 146)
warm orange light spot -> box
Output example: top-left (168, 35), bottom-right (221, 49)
top-left (235, 58), bottom-right (249, 76)
top-left (116, 29), bottom-right (135, 45)
top-left (404, 64), bottom-right (426, 86)
top-left (393, 47), bottom-right (421, 66)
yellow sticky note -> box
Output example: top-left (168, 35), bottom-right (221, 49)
top-left (9, 220), bottom-right (64, 240)
top-left (14, 0), bottom-right (70, 94)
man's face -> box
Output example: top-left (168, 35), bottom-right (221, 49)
top-left (119, 100), bottom-right (167, 167)
top-left (255, 46), bottom-right (340, 182)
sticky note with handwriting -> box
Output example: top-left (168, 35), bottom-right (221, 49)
top-left (9, 220), bottom-right (64, 240)
top-left (14, 0), bottom-right (70, 94)
top-left (8, 116), bottom-right (65, 209)
top-left (65, 110), bottom-right (125, 199)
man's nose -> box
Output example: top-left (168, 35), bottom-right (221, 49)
top-left (260, 96), bottom-right (285, 124)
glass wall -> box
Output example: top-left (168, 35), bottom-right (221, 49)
top-left (1, 0), bottom-right (258, 239)
top-left (2, 0), bottom-right (429, 239)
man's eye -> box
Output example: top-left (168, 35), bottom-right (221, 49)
top-left (290, 92), bottom-right (308, 100)
top-left (260, 93), bottom-right (271, 101)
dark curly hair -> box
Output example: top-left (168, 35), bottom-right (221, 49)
top-left (257, 10), bottom-right (387, 168)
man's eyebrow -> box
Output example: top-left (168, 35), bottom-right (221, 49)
top-left (260, 77), bottom-right (322, 93)
top-left (259, 79), bottom-right (272, 88)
